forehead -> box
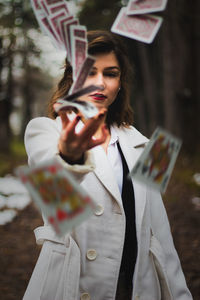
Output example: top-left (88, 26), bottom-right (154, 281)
top-left (93, 52), bottom-right (120, 68)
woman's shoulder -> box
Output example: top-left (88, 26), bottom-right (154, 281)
top-left (25, 116), bottom-right (61, 132)
top-left (114, 124), bottom-right (149, 145)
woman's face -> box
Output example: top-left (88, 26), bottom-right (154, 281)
top-left (79, 52), bottom-right (121, 110)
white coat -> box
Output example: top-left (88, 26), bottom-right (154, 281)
top-left (23, 116), bottom-right (193, 300)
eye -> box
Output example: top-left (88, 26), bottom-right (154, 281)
top-left (104, 71), bottom-right (120, 78)
top-left (88, 70), bottom-right (96, 76)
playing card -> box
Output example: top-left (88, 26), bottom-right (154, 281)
top-left (39, 15), bottom-right (61, 48)
top-left (129, 127), bottom-right (182, 193)
top-left (127, 0), bottom-right (168, 15)
top-left (58, 15), bottom-right (74, 50)
top-left (64, 84), bottom-right (103, 101)
top-left (70, 24), bottom-right (87, 39)
top-left (71, 37), bottom-right (87, 80)
top-left (111, 7), bottom-right (163, 43)
top-left (31, 0), bottom-right (43, 13)
top-left (31, 0), bottom-right (46, 25)
top-left (16, 158), bottom-right (96, 236)
top-left (56, 85), bottom-right (102, 118)
top-left (48, 1), bottom-right (70, 15)
top-left (55, 98), bottom-right (98, 119)
top-left (39, 0), bottom-right (49, 15)
top-left (45, 0), bottom-right (64, 5)
top-left (48, 9), bottom-right (68, 45)
top-left (63, 17), bottom-right (79, 61)
top-left (69, 55), bottom-right (96, 94)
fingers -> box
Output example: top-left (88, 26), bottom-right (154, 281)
top-left (53, 103), bottom-right (70, 129)
top-left (79, 108), bottom-right (107, 141)
top-left (88, 124), bottom-right (109, 149)
top-left (64, 114), bottom-right (81, 139)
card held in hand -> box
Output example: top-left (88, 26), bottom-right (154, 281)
top-left (129, 127), bottom-right (182, 193)
top-left (16, 158), bottom-right (96, 236)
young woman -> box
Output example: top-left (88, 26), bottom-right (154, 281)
top-left (24, 30), bottom-right (193, 300)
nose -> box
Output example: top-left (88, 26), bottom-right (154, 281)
top-left (94, 73), bottom-right (105, 90)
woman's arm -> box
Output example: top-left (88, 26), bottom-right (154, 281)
top-left (24, 117), bottom-right (95, 180)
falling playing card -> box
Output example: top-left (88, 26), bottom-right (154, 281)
top-left (58, 15), bottom-right (74, 50)
top-left (48, 9), bottom-right (68, 45)
top-left (48, 1), bottom-right (70, 15)
top-left (111, 7), bottom-right (163, 43)
top-left (55, 98), bottom-right (98, 119)
top-left (55, 84), bottom-right (102, 118)
top-left (70, 24), bottom-right (87, 40)
top-left (63, 17), bottom-right (79, 61)
top-left (127, 0), bottom-right (168, 15)
top-left (63, 84), bottom-right (103, 101)
top-left (69, 55), bottom-right (96, 94)
top-left (71, 37), bottom-right (87, 80)
top-left (16, 158), bottom-right (96, 236)
top-left (39, 15), bottom-right (61, 48)
top-left (39, 0), bottom-right (49, 15)
top-left (129, 127), bottom-right (182, 193)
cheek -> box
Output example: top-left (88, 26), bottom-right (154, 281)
top-left (110, 82), bottom-right (120, 97)
top-left (82, 77), bottom-right (92, 87)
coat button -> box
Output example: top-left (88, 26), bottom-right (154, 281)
top-left (94, 204), bottom-right (104, 216)
top-left (86, 249), bottom-right (97, 261)
top-left (80, 292), bottom-right (91, 300)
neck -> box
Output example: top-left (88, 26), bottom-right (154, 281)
top-left (95, 121), bottom-right (111, 153)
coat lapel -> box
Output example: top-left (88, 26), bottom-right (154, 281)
top-left (91, 125), bottom-right (149, 239)
top-left (115, 126), bottom-right (148, 238)
top-left (91, 145), bottom-right (122, 204)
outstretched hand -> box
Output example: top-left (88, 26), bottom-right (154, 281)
top-left (54, 105), bottom-right (109, 164)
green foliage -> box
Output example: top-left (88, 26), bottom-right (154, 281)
top-left (10, 138), bottom-right (26, 157)
top-left (0, 138), bottom-right (27, 176)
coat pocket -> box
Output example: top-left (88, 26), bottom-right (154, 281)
top-left (23, 229), bottom-right (80, 300)
top-left (40, 237), bottom-right (81, 300)
top-left (149, 235), bottom-right (173, 300)
top-left (40, 243), bottom-right (67, 300)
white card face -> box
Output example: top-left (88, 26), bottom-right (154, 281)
top-left (127, 0), bottom-right (168, 15)
top-left (111, 7), bottom-right (163, 44)
top-left (129, 127), bottom-right (182, 193)
top-left (16, 158), bottom-right (96, 236)
top-left (56, 98), bottom-right (98, 119)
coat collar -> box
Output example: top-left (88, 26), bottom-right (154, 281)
top-left (115, 126), bottom-right (148, 233)
top-left (91, 125), bottom-right (148, 246)
top-left (92, 126), bottom-right (148, 209)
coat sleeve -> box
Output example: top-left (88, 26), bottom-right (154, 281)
top-left (149, 188), bottom-right (193, 300)
top-left (23, 117), bottom-right (89, 299)
top-left (24, 117), bottom-right (95, 181)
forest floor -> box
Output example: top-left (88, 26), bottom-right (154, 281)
top-left (0, 145), bottom-right (199, 300)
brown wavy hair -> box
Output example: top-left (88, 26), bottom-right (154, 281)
top-left (48, 30), bottom-right (134, 127)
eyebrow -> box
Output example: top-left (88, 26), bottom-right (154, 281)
top-left (92, 66), bottom-right (121, 71)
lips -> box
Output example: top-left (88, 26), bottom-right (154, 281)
top-left (90, 93), bottom-right (107, 101)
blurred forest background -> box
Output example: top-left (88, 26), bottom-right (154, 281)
top-left (0, 0), bottom-right (200, 299)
